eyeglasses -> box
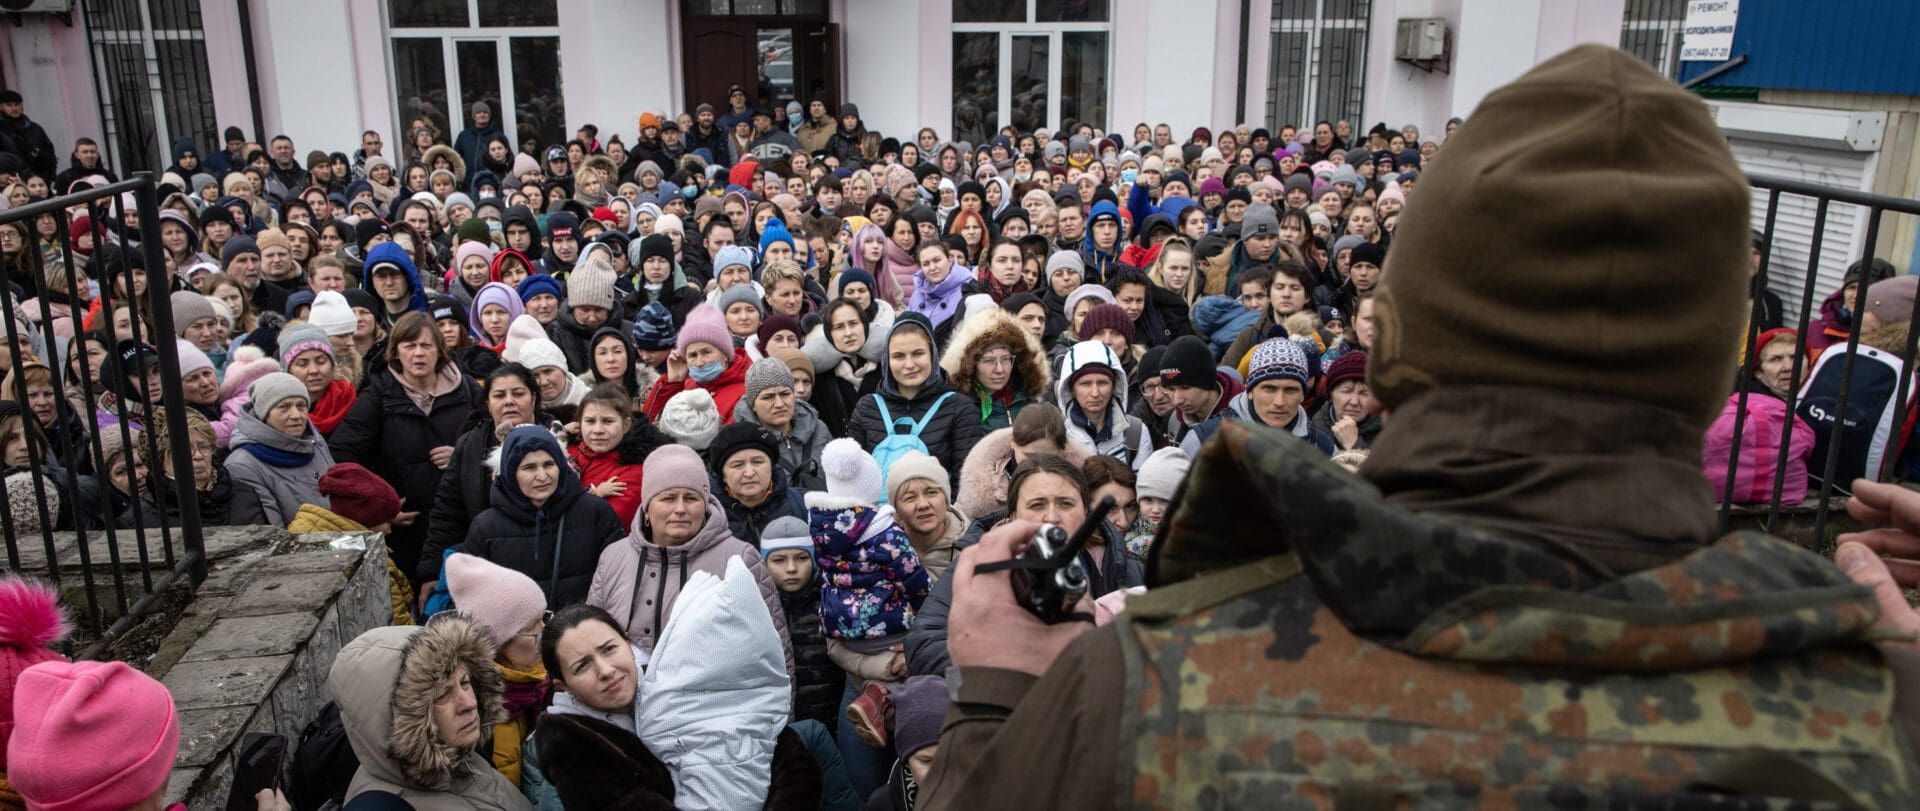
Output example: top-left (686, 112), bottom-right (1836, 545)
top-left (513, 610), bottom-right (556, 642)
top-left (978, 354), bottom-right (1014, 369)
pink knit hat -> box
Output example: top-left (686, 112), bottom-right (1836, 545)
top-left (443, 552), bottom-right (548, 646)
top-left (503, 314), bottom-right (549, 364)
top-left (641, 443), bottom-right (711, 509)
top-left (676, 302), bottom-right (734, 357)
top-left (0, 576), bottom-right (69, 770)
top-left (9, 660), bottom-right (179, 811)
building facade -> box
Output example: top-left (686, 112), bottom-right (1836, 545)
top-left (0, 0), bottom-right (1913, 283)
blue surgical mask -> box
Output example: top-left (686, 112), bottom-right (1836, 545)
top-left (1121, 168), bottom-right (1138, 184)
top-left (689, 358), bottom-right (728, 383)
top-left (789, 113), bottom-right (803, 126)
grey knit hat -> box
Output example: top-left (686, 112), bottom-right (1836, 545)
top-left (567, 258), bottom-right (617, 311)
top-left (169, 291), bottom-right (216, 337)
top-left (1240, 204), bottom-right (1280, 239)
top-left (1045, 250), bottom-right (1084, 281)
top-left (248, 372), bottom-right (309, 420)
top-left (718, 284), bottom-right (764, 317)
top-left (742, 357), bottom-right (795, 406)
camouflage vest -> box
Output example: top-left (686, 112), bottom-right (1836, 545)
top-left (1115, 552), bottom-right (1916, 809)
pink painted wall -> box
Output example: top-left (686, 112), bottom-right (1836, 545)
top-left (0, 15), bottom-right (103, 161)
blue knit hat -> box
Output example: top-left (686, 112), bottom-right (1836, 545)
top-left (516, 273), bottom-right (564, 305)
top-left (757, 217), bottom-right (793, 257)
top-left (629, 300), bottom-right (677, 351)
top-left (1246, 338), bottom-right (1309, 390)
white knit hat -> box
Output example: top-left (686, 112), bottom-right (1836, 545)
top-left (758, 515), bottom-right (811, 556)
top-left (442, 552), bottom-right (548, 646)
top-left (1135, 446), bottom-right (1191, 502)
top-left (657, 388), bottom-right (720, 450)
top-left (519, 337), bottom-right (568, 373)
top-left (503, 314), bottom-right (549, 363)
top-left (308, 291), bottom-right (356, 337)
top-left (821, 438), bottom-right (882, 507)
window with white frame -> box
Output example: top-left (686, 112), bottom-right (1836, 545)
top-left (1267, 0), bottom-right (1370, 135)
top-left (952, 0), bottom-right (1111, 145)
top-left (387, 0), bottom-right (566, 160)
top-left (86, 0), bottom-right (218, 174)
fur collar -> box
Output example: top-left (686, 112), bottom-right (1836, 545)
top-left (939, 306), bottom-right (1049, 401)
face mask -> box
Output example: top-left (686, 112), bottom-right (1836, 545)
top-left (689, 358), bottom-right (728, 383)
top-left (1837, 305), bottom-right (1853, 324)
top-left (789, 113), bottom-right (803, 126)
top-left (1121, 169), bottom-right (1138, 185)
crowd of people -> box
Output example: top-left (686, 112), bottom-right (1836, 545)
top-left (0, 43), bottom-right (1915, 810)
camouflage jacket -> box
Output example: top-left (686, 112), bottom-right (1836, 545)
top-left (921, 392), bottom-right (1919, 811)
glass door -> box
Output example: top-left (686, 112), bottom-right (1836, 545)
top-left (508, 36), bottom-right (565, 151)
top-left (454, 39), bottom-right (504, 139)
top-left (1008, 34), bottom-right (1050, 133)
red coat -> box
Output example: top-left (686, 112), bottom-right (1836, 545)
top-left (641, 346), bottom-right (751, 427)
top-left (569, 443), bottom-right (647, 529)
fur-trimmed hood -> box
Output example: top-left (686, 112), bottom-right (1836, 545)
top-left (955, 426), bottom-right (1093, 520)
top-left (329, 618), bottom-right (527, 810)
top-left (939, 306), bottom-right (1049, 401)
top-left (423, 144), bottom-right (467, 186)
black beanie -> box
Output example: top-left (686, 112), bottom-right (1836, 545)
top-left (913, 163), bottom-right (941, 184)
top-left (637, 234), bottom-right (674, 269)
top-left (956, 181), bottom-right (985, 203)
top-left (354, 218), bottom-right (390, 252)
top-left (1159, 336), bottom-right (1218, 392)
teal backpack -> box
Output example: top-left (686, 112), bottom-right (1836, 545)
top-left (870, 392), bottom-right (955, 503)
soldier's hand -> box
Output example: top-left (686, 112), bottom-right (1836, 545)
top-left (947, 520), bottom-right (1093, 678)
top-left (1835, 542), bottom-right (1920, 651)
top-left (1842, 479), bottom-right (1920, 587)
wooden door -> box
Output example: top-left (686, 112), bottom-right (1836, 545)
top-left (682, 18), bottom-right (759, 114)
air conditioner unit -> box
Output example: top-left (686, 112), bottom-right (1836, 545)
top-left (1395, 18), bottom-right (1448, 62)
top-left (0, 0), bottom-right (73, 12)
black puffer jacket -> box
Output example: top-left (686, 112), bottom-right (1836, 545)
top-left (462, 427), bottom-right (624, 608)
top-left (328, 367), bottom-right (480, 582)
top-left (781, 582), bottom-right (844, 730)
top-left (846, 320), bottom-right (983, 492)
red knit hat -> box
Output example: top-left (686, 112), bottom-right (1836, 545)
top-left (1325, 350), bottom-right (1369, 392)
top-left (0, 577), bottom-right (69, 770)
top-left (1752, 327), bottom-right (1797, 363)
top-left (317, 463), bottom-right (402, 529)
top-left (1079, 303), bottom-right (1135, 343)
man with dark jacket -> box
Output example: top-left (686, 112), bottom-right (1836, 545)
top-left (0, 89), bottom-right (57, 183)
top-left (918, 45), bottom-right (1920, 810)
top-left (685, 104), bottom-right (730, 168)
top-left (53, 137), bottom-right (117, 193)
top-left (453, 101), bottom-right (503, 181)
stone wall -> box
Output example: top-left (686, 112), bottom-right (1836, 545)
top-left (155, 528), bottom-right (393, 806)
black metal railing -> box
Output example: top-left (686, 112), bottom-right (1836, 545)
top-left (0, 174), bottom-right (206, 660)
top-left (1717, 173), bottom-right (1920, 544)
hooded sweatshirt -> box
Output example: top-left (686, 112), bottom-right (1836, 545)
top-left (363, 241), bottom-right (429, 327)
top-left (1055, 340), bottom-right (1151, 469)
top-left (327, 621), bottom-right (532, 811)
top-left (586, 490), bottom-right (794, 675)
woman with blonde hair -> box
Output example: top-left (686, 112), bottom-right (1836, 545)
top-left (1147, 236), bottom-right (1202, 307)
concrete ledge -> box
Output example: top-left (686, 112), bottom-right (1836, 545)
top-left (156, 530), bottom-right (393, 807)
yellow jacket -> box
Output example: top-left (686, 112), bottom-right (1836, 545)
top-left (286, 504), bottom-right (416, 626)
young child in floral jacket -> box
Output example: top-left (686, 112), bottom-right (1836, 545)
top-left (807, 438), bottom-right (932, 641)
top-left (807, 439), bottom-right (932, 749)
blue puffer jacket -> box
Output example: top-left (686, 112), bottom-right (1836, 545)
top-left (1192, 295), bottom-right (1260, 360)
